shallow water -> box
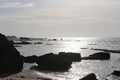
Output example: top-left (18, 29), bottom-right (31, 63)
top-left (16, 38), bottom-right (120, 80)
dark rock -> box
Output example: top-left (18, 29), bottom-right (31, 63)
top-left (111, 70), bottom-right (120, 76)
top-left (53, 39), bottom-right (57, 41)
top-left (14, 45), bottom-right (22, 47)
top-left (0, 33), bottom-right (23, 73)
top-left (80, 73), bottom-right (98, 80)
top-left (58, 52), bottom-right (81, 61)
top-left (82, 52), bottom-right (110, 60)
top-left (19, 37), bottom-right (31, 41)
top-left (22, 55), bottom-right (38, 63)
top-left (37, 77), bottom-right (52, 80)
top-left (91, 48), bottom-right (120, 53)
top-left (14, 41), bottom-right (31, 44)
top-left (35, 52), bottom-right (81, 71)
top-left (20, 76), bottom-right (26, 78)
top-left (34, 42), bottom-right (42, 44)
top-left (36, 53), bottom-right (72, 71)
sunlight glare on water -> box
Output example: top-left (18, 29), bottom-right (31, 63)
top-left (57, 37), bottom-right (93, 53)
top-left (16, 37), bottom-right (120, 80)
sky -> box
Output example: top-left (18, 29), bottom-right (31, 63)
top-left (0, 0), bottom-right (120, 37)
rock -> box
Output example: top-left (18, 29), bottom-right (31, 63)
top-left (22, 55), bottom-right (38, 63)
top-left (82, 52), bottom-right (110, 60)
top-left (19, 37), bottom-right (31, 41)
top-left (0, 33), bottom-right (23, 73)
top-left (35, 52), bottom-right (81, 71)
top-left (34, 42), bottom-right (42, 44)
top-left (91, 48), bottom-right (120, 53)
top-left (36, 53), bottom-right (72, 71)
top-left (14, 41), bottom-right (31, 44)
top-left (111, 70), bottom-right (120, 76)
top-left (20, 76), bottom-right (26, 78)
top-left (58, 52), bottom-right (81, 61)
top-left (80, 73), bottom-right (98, 80)
top-left (37, 77), bottom-right (52, 80)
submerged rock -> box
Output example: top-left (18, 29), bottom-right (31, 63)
top-left (58, 52), bottom-right (81, 61)
top-left (0, 33), bottom-right (23, 73)
top-left (36, 53), bottom-right (72, 71)
top-left (82, 52), bottom-right (110, 60)
top-left (80, 73), bottom-right (98, 80)
top-left (111, 70), bottom-right (120, 76)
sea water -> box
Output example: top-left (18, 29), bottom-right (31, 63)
top-left (16, 38), bottom-right (120, 80)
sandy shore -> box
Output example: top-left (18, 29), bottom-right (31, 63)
top-left (0, 63), bottom-right (53, 80)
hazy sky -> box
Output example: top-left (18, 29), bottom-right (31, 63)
top-left (0, 0), bottom-right (120, 37)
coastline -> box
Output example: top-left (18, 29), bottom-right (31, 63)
top-left (0, 63), bottom-right (53, 80)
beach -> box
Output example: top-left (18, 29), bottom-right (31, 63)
top-left (1, 37), bottom-right (120, 80)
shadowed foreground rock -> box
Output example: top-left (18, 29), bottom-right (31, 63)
top-left (36, 53), bottom-right (72, 71)
top-left (80, 73), bottom-right (98, 80)
top-left (82, 52), bottom-right (110, 60)
top-left (0, 33), bottom-right (23, 73)
top-left (111, 70), bottom-right (120, 76)
top-left (58, 52), bottom-right (81, 61)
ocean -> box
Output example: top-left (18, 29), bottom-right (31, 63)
top-left (16, 38), bottom-right (120, 80)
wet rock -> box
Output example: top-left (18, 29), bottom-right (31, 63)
top-left (34, 42), bottom-right (42, 44)
top-left (14, 41), bottom-right (31, 44)
top-left (20, 75), bottom-right (26, 78)
top-left (91, 48), bottom-right (120, 53)
top-left (35, 52), bottom-right (81, 71)
top-left (80, 73), bottom-right (98, 80)
top-left (36, 53), bottom-right (72, 71)
top-left (0, 33), bottom-right (23, 73)
top-left (14, 45), bottom-right (22, 47)
top-left (82, 52), bottom-right (110, 60)
top-left (22, 55), bottom-right (38, 63)
top-left (58, 52), bottom-right (81, 61)
top-left (111, 70), bottom-right (120, 76)
top-left (37, 77), bottom-right (52, 80)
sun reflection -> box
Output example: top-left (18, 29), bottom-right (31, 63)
top-left (57, 38), bottom-right (90, 53)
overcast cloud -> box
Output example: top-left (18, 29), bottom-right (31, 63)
top-left (0, 0), bottom-right (120, 37)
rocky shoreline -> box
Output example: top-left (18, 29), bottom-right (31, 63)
top-left (0, 33), bottom-right (120, 80)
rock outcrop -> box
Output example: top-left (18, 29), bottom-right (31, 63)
top-left (22, 55), bottom-right (38, 63)
top-left (23, 52), bottom-right (81, 71)
top-left (0, 33), bottom-right (23, 73)
top-left (36, 53), bottom-right (72, 71)
top-left (58, 52), bottom-right (81, 61)
top-left (111, 70), bottom-right (120, 76)
top-left (80, 73), bottom-right (98, 80)
top-left (82, 52), bottom-right (110, 60)
top-left (14, 41), bottom-right (31, 44)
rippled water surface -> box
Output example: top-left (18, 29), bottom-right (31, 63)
top-left (16, 38), bottom-right (120, 80)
